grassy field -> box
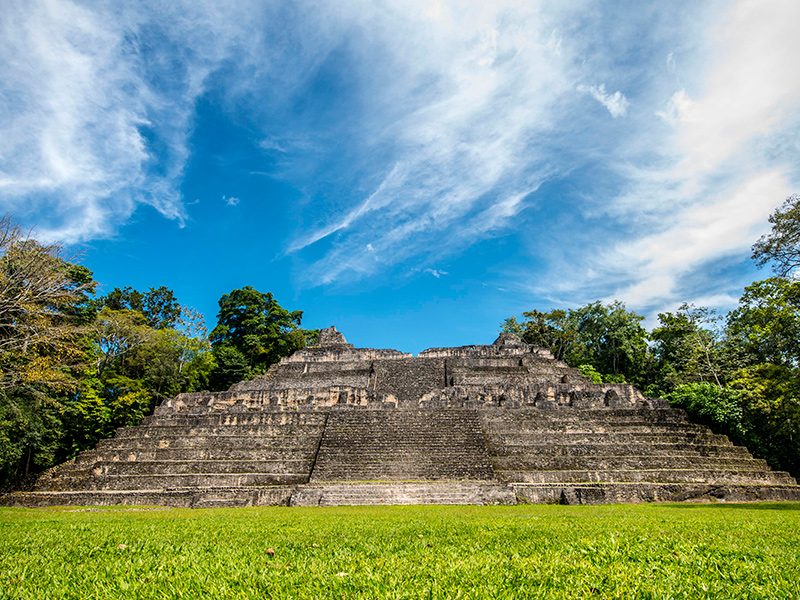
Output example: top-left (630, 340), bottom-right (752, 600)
top-left (1, 503), bottom-right (799, 599)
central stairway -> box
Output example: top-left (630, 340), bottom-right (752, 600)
top-left (311, 409), bottom-right (494, 481)
top-left (293, 409), bottom-right (515, 505)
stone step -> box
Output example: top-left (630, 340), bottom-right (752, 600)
top-left (7, 480), bottom-right (800, 508)
top-left (491, 455), bottom-right (768, 471)
top-left (482, 423), bottom-right (711, 434)
top-left (291, 482), bottom-right (516, 506)
top-left (498, 469), bottom-right (797, 485)
top-left (311, 465), bottom-right (495, 481)
top-left (511, 482), bottom-right (800, 504)
top-left (78, 448), bottom-right (318, 463)
top-left (486, 432), bottom-right (732, 445)
top-left (321, 414), bottom-right (487, 422)
top-left (320, 408), bottom-right (486, 416)
top-left (311, 444), bottom-right (486, 454)
top-left (487, 442), bottom-right (751, 457)
top-left (96, 435), bottom-right (321, 451)
top-left (312, 453), bottom-right (495, 474)
top-left (482, 416), bottom-right (694, 428)
top-left (92, 459), bottom-right (314, 476)
top-left (317, 427), bottom-right (485, 436)
top-left (141, 413), bottom-right (328, 427)
top-left (0, 486), bottom-right (296, 508)
top-left (112, 424), bottom-right (326, 438)
top-left (320, 418), bottom-right (487, 427)
top-left (313, 448), bottom-right (489, 457)
top-left (81, 473), bottom-right (311, 490)
top-left (481, 408), bottom-right (690, 422)
top-left (321, 423), bottom-right (487, 433)
top-left (37, 463), bottom-right (95, 481)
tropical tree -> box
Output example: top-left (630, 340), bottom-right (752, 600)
top-left (208, 345), bottom-right (251, 391)
top-left (566, 301), bottom-right (648, 381)
top-left (97, 285), bottom-right (182, 329)
top-left (503, 309), bottom-right (576, 361)
top-left (87, 306), bottom-right (215, 431)
top-left (725, 277), bottom-right (800, 368)
top-left (0, 225), bottom-right (96, 390)
top-left (504, 301), bottom-right (649, 384)
top-left (752, 194), bottom-right (800, 278)
top-left (727, 364), bottom-right (800, 476)
top-left (208, 287), bottom-right (307, 388)
top-left (0, 217), bottom-right (97, 484)
top-left (650, 304), bottom-right (726, 391)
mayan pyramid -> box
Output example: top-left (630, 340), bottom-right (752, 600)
top-left (4, 327), bottom-right (799, 507)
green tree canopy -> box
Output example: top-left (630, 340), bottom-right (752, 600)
top-left (727, 364), bottom-right (800, 476)
top-left (0, 217), bottom-right (98, 483)
top-left (650, 304), bottom-right (726, 391)
top-left (0, 219), bottom-right (96, 391)
top-left (208, 345), bottom-right (250, 391)
top-left (209, 287), bottom-right (307, 388)
top-left (725, 277), bottom-right (800, 368)
top-left (752, 194), bottom-right (800, 278)
top-left (503, 309), bottom-right (575, 361)
top-left (97, 286), bottom-right (182, 330)
top-left (0, 223), bottom-right (216, 486)
top-left (567, 301), bottom-right (648, 380)
top-left (503, 301), bottom-right (648, 384)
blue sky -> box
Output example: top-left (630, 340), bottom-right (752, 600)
top-left (1, 0), bottom-right (799, 353)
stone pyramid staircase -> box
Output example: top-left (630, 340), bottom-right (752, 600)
top-left (9, 408), bottom-right (328, 508)
top-left (481, 407), bottom-right (799, 503)
top-left (310, 409), bottom-right (495, 481)
top-left (5, 403), bottom-right (799, 507)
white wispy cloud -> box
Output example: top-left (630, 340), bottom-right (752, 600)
top-left (2, 0), bottom-right (798, 321)
top-left (533, 0), bottom-right (800, 317)
top-left (577, 84), bottom-right (630, 118)
top-left (286, 1), bottom-right (580, 283)
top-left (425, 268), bottom-right (448, 279)
top-left (223, 195), bottom-right (240, 207)
top-left (602, 171), bottom-right (791, 308)
top-left (0, 0), bottom-right (260, 242)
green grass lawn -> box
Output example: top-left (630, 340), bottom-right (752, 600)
top-left (1, 503), bottom-right (799, 599)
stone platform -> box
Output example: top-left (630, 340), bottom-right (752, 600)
top-left (4, 328), bottom-right (799, 507)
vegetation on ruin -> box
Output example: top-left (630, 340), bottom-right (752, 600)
top-left (1, 503), bottom-right (799, 598)
top-left (208, 286), bottom-right (313, 390)
top-left (502, 286), bottom-right (800, 479)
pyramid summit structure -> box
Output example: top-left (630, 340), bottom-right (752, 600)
top-left (5, 327), bottom-right (799, 507)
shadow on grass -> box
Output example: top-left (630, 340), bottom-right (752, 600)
top-left (661, 502), bottom-right (800, 511)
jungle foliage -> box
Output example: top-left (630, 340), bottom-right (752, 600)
top-left (0, 218), bottom-right (310, 488)
top-left (208, 286), bottom-right (308, 390)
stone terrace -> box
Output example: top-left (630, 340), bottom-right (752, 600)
top-left (4, 327), bottom-right (799, 507)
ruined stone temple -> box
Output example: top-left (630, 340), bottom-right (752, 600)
top-left (5, 327), bottom-right (800, 507)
